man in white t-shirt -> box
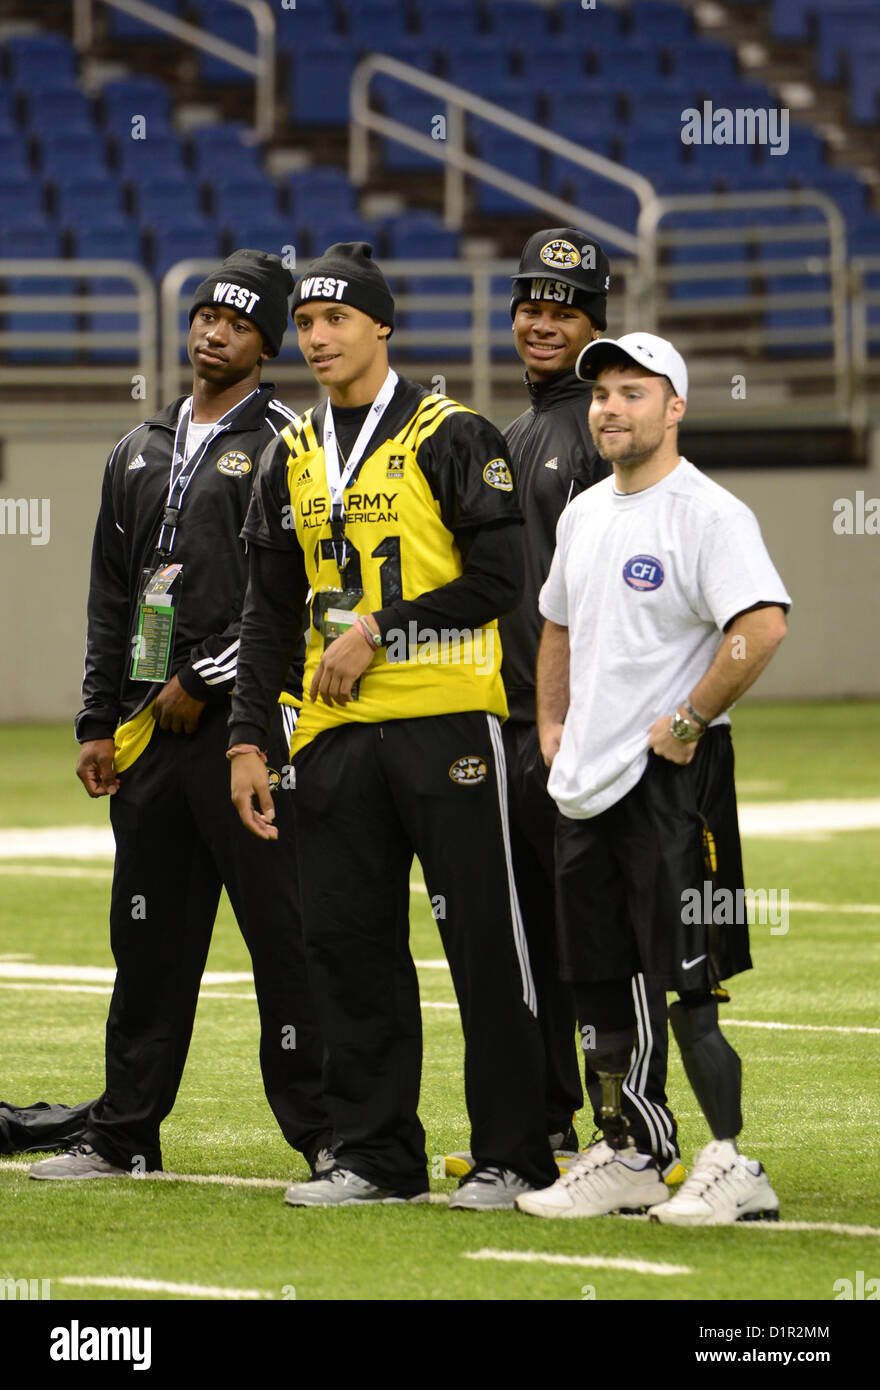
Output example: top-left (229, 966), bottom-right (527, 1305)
top-left (517, 333), bottom-right (791, 1226)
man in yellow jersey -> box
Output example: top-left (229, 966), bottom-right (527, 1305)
top-left (229, 242), bottom-right (557, 1208)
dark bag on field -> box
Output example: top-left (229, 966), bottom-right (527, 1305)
top-left (0, 1098), bottom-right (97, 1153)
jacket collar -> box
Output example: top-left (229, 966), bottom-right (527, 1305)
top-left (523, 368), bottom-right (590, 412)
top-left (143, 382), bottom-right (277, 431)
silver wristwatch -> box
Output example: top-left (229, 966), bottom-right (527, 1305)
top-left (670, 710), bottom-right (703, 743)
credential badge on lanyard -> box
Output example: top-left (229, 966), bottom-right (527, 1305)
top-left (129, 389), bottom-right (259, 682)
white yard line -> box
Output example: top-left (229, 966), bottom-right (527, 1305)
top-left (464, 1249), bottom-right (693, 1276)
top-left (58, 1275), bottom-right (273, 1300)
top-left (0, 1161), bottom-right (875, 1235)
top-left (725, 1018), bottom-right (880, 1036)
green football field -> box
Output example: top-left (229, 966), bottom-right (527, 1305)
top-left (1, 704), bottom-right (878, 1316)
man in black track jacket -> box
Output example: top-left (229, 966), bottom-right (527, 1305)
top-left (497, 229), bottom-right (683, 1179)
top-left (30, 250), bottom-right (331, 1181)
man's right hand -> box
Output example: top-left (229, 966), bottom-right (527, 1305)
top-left (76, 739), bottom-right (120, 797)
top-left (539, 722), bottom-right (565, 768)
top-left (230, 751), bottom-right (278, 841)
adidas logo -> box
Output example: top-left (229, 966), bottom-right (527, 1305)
top-left (544, 457), bottom-right (559, 470)
top-left (128, 454), bottom-right (147, 471)
top-left (296, 467), bottom-right (311, 485)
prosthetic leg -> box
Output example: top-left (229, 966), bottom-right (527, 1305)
top-left (668, 992), bottom-right (743, 1141)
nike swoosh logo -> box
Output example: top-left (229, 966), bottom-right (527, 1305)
top-left (681, 954), bottom-right (707, 970)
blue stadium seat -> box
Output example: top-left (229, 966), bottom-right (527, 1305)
top-left (816, 4), bottom-right (877, 83)
top-left (274, 0), bottom-right (341, 53)
top-left (135, 175), bottom-right (203, 226)
top-left (564, 173), bottom-right (641, 241)
top-left (619, 81), bottom-right (691, 126)
top-left (39, 132), bottom-right (108, 180)
top-left (0, 220), bottom-right (62, 259)
top-left (506, 46), bottom-right (587, 95)
top-left (189, 124), bottom-right (263, 176)
top-left (115, 131), bottom-right (186, 180)
top-left (288, 166), bottom-right (356, 217)
top-left (101, 78), bottom-right (171, 129)
top-left (627, 2), bottom-right (695, 42)
top-left (56, 175), bottom-right (125, 228)
top-left (71, 224), bottom-right (144, 263)
top-left (484, 0), bottom-right (552, 44)
top-left (306, 216), bottom-right (379, 256)
top-left (849, 214), bottom-right (880, 256)
top-left (849, 45), bottom-right (880, 124)
top-left (346, 0), bottom-right (412, 43)
top-left (415, 0), bottom-right (482, 41)
top-left (440, 46), bottom-right (514, 95)
top-left (769, 0), bottom-right (816, 42)
top-left (555, 2), bottom-right (625, 40)
top-left (384, 213), bottom-right (459, 260)
top-left (6, 35), bottom-right (77, 90)
top-left (592, 45), bottom-right (665, 85)
top-left (619, 133), bottom-right (690, 178)
top-left (543, 93), bottom-right (621, 145)
top-left (0, 175), bottom-right (46, 222)
top-left (233, 221), bottom-right (298, 261)
top-left (670, 39), bottom-right (739, 88)
top-left (212, 176), bottom-right (280, 226)
top-left (0, 131), bottom-right (31, 177)
top-left (288, 43), bottom-right (359, 125)
top-left (151, 219), bottom-right (221, 277)
top-left (26, 87), bottom-right (94, 134)
top-left (0, 88), bottom-right (15, 123)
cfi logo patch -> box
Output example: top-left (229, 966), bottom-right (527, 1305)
top-left (539, 239), bottom-right (581, 270)
top-left (386, 453), bottom-right (405, 479)
top-left (483, 458), bottom-right (513, 492)
top-left (267, 766), bottom-right (281, 791)
top-left (622, 554), bottom-right (665, 591)
top-left (449, 756), bottom-right (488, 786)
top-left (216, 450), bottom-right (252, 477)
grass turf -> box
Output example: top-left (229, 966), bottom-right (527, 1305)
top-left (0, 704), bottom-right (878, 1304)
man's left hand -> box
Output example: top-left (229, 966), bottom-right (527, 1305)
top-left (154, 674), bottom-right (206, 733)
top-left (648, 714), bottom-right (698, 765)
top-left (309, 622), bottom-right (376, 706)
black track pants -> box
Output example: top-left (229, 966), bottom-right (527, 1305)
top-left (291, 711), bottom-right (558, 1194)
top-left (86, 702), bottom-right (329, 1172)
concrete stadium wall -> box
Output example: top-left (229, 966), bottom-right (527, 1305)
top-left (0, 416), bottom-right (878, 723)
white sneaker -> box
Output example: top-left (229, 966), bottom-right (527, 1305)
top-left (515, 1140), bottom-right (669, 1219)
top-left (648, 1139), bottom-right (780, 1226)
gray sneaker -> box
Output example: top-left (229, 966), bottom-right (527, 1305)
top-left (284, 1166), bottom-right (429, 1207)
top-left (448, 1166), bottom-right (535, 1210)
top-left (29, 1143), bottom-right (128, 1181)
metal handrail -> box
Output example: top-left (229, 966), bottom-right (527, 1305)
top-left (0, 258), bottom-right (157, 404)
top-left (349, 54), bottom-right (653, 256)
top-left (72, 0), bottom-right (277, 140)
top-left (850, 254), bottom-right (880, 428)
top-left (637, 189), bottom-right (850, 411)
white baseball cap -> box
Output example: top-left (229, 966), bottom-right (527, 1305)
top-left (575, 332), bottom-right (688, 399)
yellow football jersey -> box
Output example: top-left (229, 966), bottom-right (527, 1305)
top-left (243, 380), bottom-right (520, 754)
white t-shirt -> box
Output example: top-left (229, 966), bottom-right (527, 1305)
top-left (538, 457), bottom-right (791, 819)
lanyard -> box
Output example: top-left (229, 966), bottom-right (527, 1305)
top-left (322, 369), bottom-right (398, 571)
top-left (155, 388), bottom-right (259, 556)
